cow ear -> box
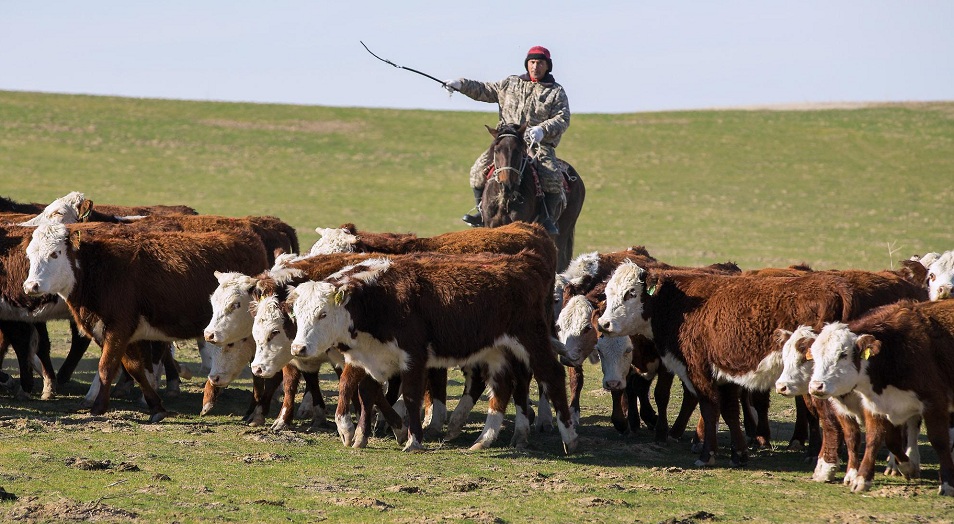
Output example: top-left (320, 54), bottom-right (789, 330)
top-left (69, 229), bottom-right (82, 249)
top-left (794, 336), bottom-right (815, 357)
top-left (333, 287), bottom-right (350, 307)
top-left (772, 328), bottom-right (792, 349)
top-left (78, 199), bottom-right (94, 221)
top-left (273, 248), bottom-right (285, 260)
top-left (898, 259), bottom-right (927, 286)
top-left (855, 334), bottom-right (880, 360)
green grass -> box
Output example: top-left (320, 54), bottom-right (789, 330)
top-left (2, 91), bottom-right (954, 523)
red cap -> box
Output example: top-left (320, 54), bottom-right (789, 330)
top-left (524, 46), bottom-right (552, 74)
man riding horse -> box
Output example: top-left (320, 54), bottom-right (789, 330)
top-left (445, 45), bottom-right (569, 234)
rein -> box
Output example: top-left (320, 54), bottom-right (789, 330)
top-left (491, 132), bottom-right (531, 183)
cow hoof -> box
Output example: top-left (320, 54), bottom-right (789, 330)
top-left (247, 415), bottom-right (265, 427)
top-left (165, 380), bottom-right (181, 398)
top-left (694, 456), bottom-right (716, 467)
top-left (939, 482), bottom-right (954, 497)
top-left (41, 387), bottom-right (56, 401)
top-left (813, 459), bottom-right (839, 482)
top-left (730, 455), bottom-right (748, 468)
top-left (393, 425), bottom-right (409, 446)
top-left (200, 403), bottom-right (214, 416)
top-left (402, 439), bottom-right (425, 453)
top-left (423, 426), bottom-right (443, 443)
top-left (270, 420), bottom-right (289, 432)
top-left (898, 460), bottom-right (919, 480)
top-left (177, 365), bottom-right (193, 380)
top-left (352, 432), bottom-right (368, 449)
top-left (787, 439), bottom-right (805, 451)
top-left (849, 476), bottom-right (871, 493)
top-left (149, 412), bottom-right (168, 423)
top-left (690, 440), bottom-right (705, 454)
top-left (843, 468), bottom-right (858, 485)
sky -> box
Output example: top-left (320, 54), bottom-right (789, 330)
top-left (1, 1), bottom-right (952, 114)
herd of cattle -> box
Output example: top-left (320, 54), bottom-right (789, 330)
top-left (2, 191), bottom-right (953, 498)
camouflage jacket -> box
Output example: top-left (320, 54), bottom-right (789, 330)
top-left (458, 73), bottom-right (570, 148)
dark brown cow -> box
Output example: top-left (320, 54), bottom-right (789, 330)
top-left (807, 299), bottom-right (954, 496)
top-left (23, 223), bottom-right (269, 420)
top-left (287, 250), bottom-right (577, 453)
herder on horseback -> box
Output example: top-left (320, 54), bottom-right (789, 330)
top-left (445, 45), bottom-right (569, 234)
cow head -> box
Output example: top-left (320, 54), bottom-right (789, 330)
top-left (774, 325), bottom-right (817, 397)
top-left (597, 260), bottom-right (652, 338)
top-left (18, 191), bottom-right (88, 226)
top-left (204, 271), bottom-right (258, 345)
top-left (207, 337), bottom-right (256, 387)
top-left (927, 251), bottom-right (954, 301)
top-left (556, 295), bottom-right (599, 366)
top-left (807, 323), bottom-right (878, 399)
top-left (250, 293), bottom-right (296, 378)
top-left (23, 223), bottom-right (78, 297)
top-left (288, 280), bottom-right (352, 359)
top-left (597, 335), bottom-right (633, 391)
top-left (308, 225), bottom-right (359, 255)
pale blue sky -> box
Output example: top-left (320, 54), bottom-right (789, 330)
top-left (2, 1), bottom-right (951, 113)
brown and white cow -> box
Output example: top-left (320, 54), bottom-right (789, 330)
top-left (288, 251), bottom-right (578, 454)
top-left (22, 223), bottom-right (269, 420)
top-left (807, 300), bottom-right (954, 496)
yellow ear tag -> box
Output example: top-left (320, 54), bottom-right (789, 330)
top-left (862, 347), bottom-right (872, 360)
top-left (646, 284), bottom-right (657, 296)
top-left (804, 349), bottom-right (813, 361)
top-left (333, 290), bottom-right (346, 306)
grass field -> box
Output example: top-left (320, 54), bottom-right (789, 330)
top-left (2, 91), bottom-right (954, 523)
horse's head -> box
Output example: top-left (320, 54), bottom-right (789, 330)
top-left (486, 123), bottom-right (529, 192)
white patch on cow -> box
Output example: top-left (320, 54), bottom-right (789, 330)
top-left (813, 457), bottom-right (839, 482)
top-left (24, 223), bottom-right (76, 298)
top-left (251, 295), bottom-right (295, 378)
top-left (661, 353), bottom-right (696, 397)
top-left (84, 374), bottom-right (102, 406)
top-left (341, 334), bottom-right (409, 384)
top-left (829, 392), bottom-right (865, 426)
top-left (429, 343), bottom-right (511, 379)
top-left (207, 337), bottom-right (255, 387)
top-left (309, 227), bottom-right (359, 255)
top-left (0, 296), bottom-right (70, 322)
top-left (326, 257), bottom-right (390, 287)
top-left (470, 409), bottom-right (505, 450)
top-left (597, 260), bottom-right (652, 339)
top-left (18, 191), bottom-right (86, 226)
top-left (560, 251), bottom-right (600, 286)
top-left (843, 467), bottom-right (859, 485)
top-left (512, 404), bottom-right (531, 449)
top-left (336, 412), bottom-right (356, 447)
top-left (913, 252), bottom-right (941, 268)
top-left (597, 335), bottom-right (633, 390)
top-left (205, 272), bottom-right (257, 345)
top-left (927, 251), bottom-right (954, 301)
top-left (535, 391), bottom-right (554, 432)
top-left (557, 295), bottom-right (597, 364)
top-left (423, 399), bottom-right (446, 436)
top-left (807, 323), bottom-right (863, 399)
top-left (131, 316), bottom-right (176, 342)
top-left (860, 387), bottom-right (924, 426)
top-left (775, 325), bottom-right (816, 397)
top-left (446, 395), bottom-right (475, 440)
top-left (711, 350), bottom-right (783, 392)
top-left (557, 417), bottom-right (579, 454)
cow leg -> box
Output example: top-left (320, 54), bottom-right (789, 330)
top-left (299, 370), bottom-right (326, 428)
top-left (446, 364), bottom-right (485, 440)
top-left (672, 386), bottom-right (700, 442)
top-left (200, 379), bottom-right (223, 416)
top-left (748, 389), bottom-right (772, 449)
top-left (812, 398), bottom-right (843, 482)
top-left (423, 368), bottom-right (448, 441)
top-left (32, 323), bottom-right (56, 400)
top-left (271, 364), bottom-right (301, 432)
top-left (690, 417), bottom-right (706, 454)
top-left (56, 321), bottom-right (93, 385)
top-left (719, 383), bottom-right (749, 467)
top-left (160, 345), bottom-right (181, 397)
top-left (652, 370), bottom-right (674, 442)
top-left (568, 365), bottom-right (583, 427)
top-left (696, 396), bottom-right (720, 467)
top-left (922, 405), bottom-right (954, 496)
top-left (470, 365), bottom-right (514, 451)
top-left (359, 375), bottom-right (406, 448)
top-left (89, 333), bottom-right (133, 416)
top-left (246, 373), bottom-right (282, 427)
top-left (790, 395), bottom-right (811, 450)
top-left (119, 342), bottom-right (168, 422)
top-left (837, 410), bottom-right (863, 487)
top-left (632, 372), bottom-right (657, 429)
top-left (509, 362), bottom-right (533, 449)
top-left (0, 321), bottom-right (36, 398)
top-left (335, 364), bottom-right (362, 446)
top-left (610, 389), bottom-right (629, 435)
top-left (399, 363), bottom-right (428, 452)
top-left (741, 389), bottom-right (757, 441)
top-left (524, 333), bottom-right (578, 454)
top-left (850, 412), bottom-right (890, 492)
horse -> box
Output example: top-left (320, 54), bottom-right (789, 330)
top-left (479, 123), bottom-right (585, 273)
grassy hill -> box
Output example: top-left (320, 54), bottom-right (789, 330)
top-left (2, 91), bottom-right (954, 522)
top-left (3, 91), bottom-right (952, 269)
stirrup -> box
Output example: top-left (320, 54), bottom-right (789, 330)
top-left (540, 216), bottom-right (559, 235)
top-left (462, 211), bottom-right (483, 227)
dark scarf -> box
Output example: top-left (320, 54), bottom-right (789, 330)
top-left (519, 72), bottom-right (556, 87)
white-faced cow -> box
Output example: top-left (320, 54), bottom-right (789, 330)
top-left (22, 223), bottom-right (269, 421)
top-left (288, 251), bottom-right (578, 454)
top-left (807, 300), bottom-right (954, 496)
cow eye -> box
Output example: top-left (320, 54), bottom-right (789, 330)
top-left (582, 325), bottom-right (591, 333)
top-left (838, 352), bottom-right (848, 360)
top-left (318, 312), bottom-right (327, 320)
top-left (50, 252), bottom-right (59, 259)
top-left (929, 273), bottom-right (936, 282)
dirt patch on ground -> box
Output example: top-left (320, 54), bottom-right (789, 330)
top-left (199, 119), bottom-right (364, 134)
top-left (239, 452), bottom-right (288, 464)
top-left (658, 510), bottom-right (718, 524)
top-left (4, 496), bottom-right (139, 522)
top-left (330, 497), bottom-right (392, 511)
top-left (436, 508), bottom-right (505, 524)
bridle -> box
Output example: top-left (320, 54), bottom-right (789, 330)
top-left (491, 132), bottom-right (531, 185)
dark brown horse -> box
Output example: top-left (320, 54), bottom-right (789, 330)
top-left (480, 123), bottom-right (584, 272)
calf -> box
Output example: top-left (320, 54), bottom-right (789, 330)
top-left (23, 223), bottom-right (269, 420)
top-left (595, 333), bottom-right (658, 434)
top-left (807, 300), bottom-right (954, 496)
top-left (288, 251), bottom-right (578, 454)
top-left (927, 251), bottom-right (954, 301)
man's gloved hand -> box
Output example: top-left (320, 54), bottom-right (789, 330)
top-left (525, 126), bottom-right (544, 144)
top-left (444, 79), bottom-right (462, 93)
